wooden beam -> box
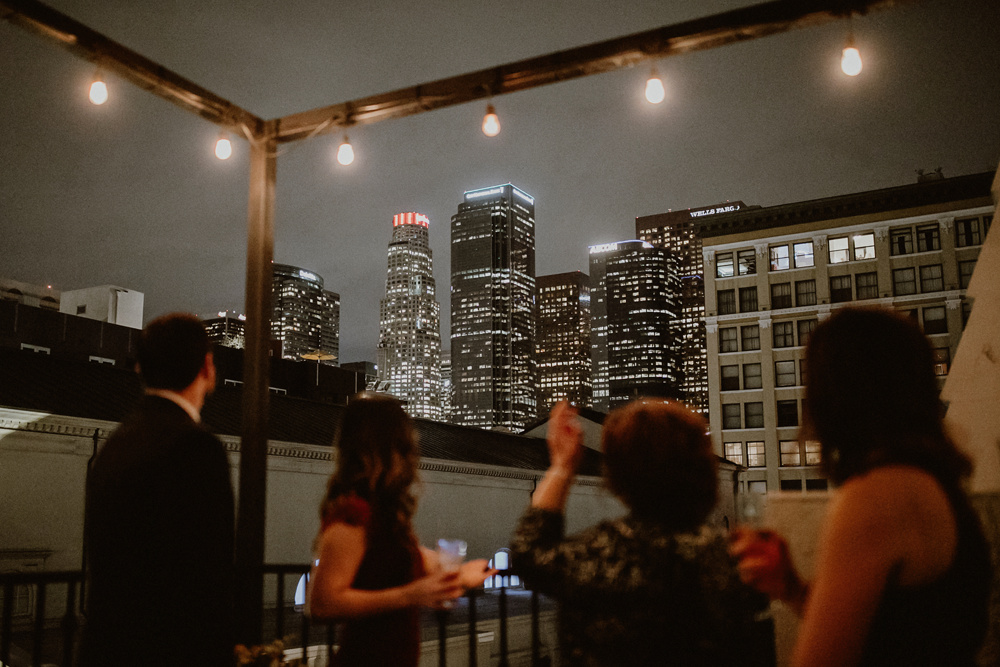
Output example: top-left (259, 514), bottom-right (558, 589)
top-left (0, 0), bottom-right (263, 134)
top-left (273, 0), bottom-right (904, 143)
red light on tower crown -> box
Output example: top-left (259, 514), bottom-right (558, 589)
top-left (393, 212), bottom-right (430, 227)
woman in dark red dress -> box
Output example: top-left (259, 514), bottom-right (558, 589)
top-left (308, 393), bottom-right (493, 666)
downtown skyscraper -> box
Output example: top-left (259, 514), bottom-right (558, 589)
top-left (376, 212), bottom-right (444, 420)
top-left (451, 184), bottom-right (537, 431)
top-left (537, 271), bottom-right (592, 413)
top-left (271, 263), bottom-right (340, 364)
top-left (589, 240), bottom-right (680, 411)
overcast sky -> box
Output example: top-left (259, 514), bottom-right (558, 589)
top-left (2, 0), bottom-right (998, 363)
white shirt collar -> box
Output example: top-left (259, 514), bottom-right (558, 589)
top-left (146, 389), bottom-right (201, 423)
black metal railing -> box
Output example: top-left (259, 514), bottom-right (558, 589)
top-left (0, 570), bottom-right (83, 667)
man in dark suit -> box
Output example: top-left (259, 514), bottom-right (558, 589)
top-left (79, 313), bottom-right (235, 666)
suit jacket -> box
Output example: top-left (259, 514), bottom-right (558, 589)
top-left (79, 395), bottom-right (235, 667)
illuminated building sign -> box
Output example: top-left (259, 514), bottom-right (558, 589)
top-left (464, 184), bottom-right (536, 205)
top-left (589, 240), bottom-right (653, 254)
top-left (393, 212), bottom-right (430, 227)
top-left (297, 270), bottom-right (320, 283)
top-left (466, 187), bottom-right (503, 200)
top-left (689, 204), bottom-right (741, 218)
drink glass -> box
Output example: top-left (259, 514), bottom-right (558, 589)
top-left (436, 539), bottom-right (467, 609)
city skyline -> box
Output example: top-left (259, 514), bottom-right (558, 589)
top-left (2, 0), bottom-right (998, 364)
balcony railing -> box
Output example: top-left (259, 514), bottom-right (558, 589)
top-left (2, 567), bottom-right (774, 666)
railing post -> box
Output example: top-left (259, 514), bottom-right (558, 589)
top-left (467, 590), bottom-right (478, 667)
top-left (61, 579), bottom-right (79, 667)
top-left (498, 585), bottom-right (509, 667)
top-left (275, 572), bottom-right (285, 641)
top-left (437, 609), bottom-right (448, 667)
top-left (32, 581), bottom-right (46, 667)
top-left (531, 589), bottom-right (540, 667)
top-left (326, 622), bottom-right (336, 664)
top-left (2, 578), bottom-right (13, 665)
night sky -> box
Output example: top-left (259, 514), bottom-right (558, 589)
top-left (2, 0), bottom-right (998, 364)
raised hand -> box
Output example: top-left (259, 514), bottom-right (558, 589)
top-left (547, 401), bottom-right (584, 475)
top-left (458, 559), bottom-right (499, 589)
top-left (729, 528), bottom-right (807, 612)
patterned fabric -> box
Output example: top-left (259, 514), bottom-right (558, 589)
top-left (511, 507), bottom-right (767, 667)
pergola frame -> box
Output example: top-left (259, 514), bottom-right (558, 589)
top-left (2, 0), bottom-right (906, 643)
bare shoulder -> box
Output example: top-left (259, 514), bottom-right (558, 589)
top-left (838, 466), bottom-right (948, 514)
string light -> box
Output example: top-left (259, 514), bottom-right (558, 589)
top-left (644, 67), bottom-right (665, 104)
top-left (336, 134), bottom-right (355, 165)
top-left (215, 132), bottom-right (232, 160)
top-left (482, 103), bottom-right (500, 137)
top-left (89, 70), bottom-right (108, 105)
top-left (841, 34), bottom-right (862, 76)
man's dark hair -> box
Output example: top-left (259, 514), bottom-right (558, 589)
top-left (137, 313), bottom-right (211, 391)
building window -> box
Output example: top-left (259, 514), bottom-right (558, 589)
top-left (719, 327), bottom-right (738, 353)
top-left (771, 282), bottom-right (792, 309)
top-left (769, 245), bottom-right (790, 271)
top-left (741, 325), bottom-right (760, 351)
top-left (959, 260), bottom-right (976, 289)
top-left (721, 365), bottom-right (740, 391)
top-left (853, 233), bottom-right (876, 260)
top-left (932, 347), bottom-right (950, 376)
top-left (76, 304), bottom-right (87, 315)
top-left (797, 319), bottom-right (818, 346)
top-left (830, 275), bottom-right (853, 303)
top-left (984, 215), bottom-right (993, 237)
top-left (916, 224), bottom-right (940, 252)
top-left (923, 306), bottom-right (947, 335)
top-left (747, 441), bottom-right (766, 468)
top-left (795, 280), bottom-right (817, 307)
top-left (777, 399), bottom-right (799, 427)
top-left (737, 249), bottom-right (756, 276)
top-left (829, 237), bottom-right (850, 264)
top-left (919, 264), bottom-right (944, 293)
top-left (955, 217), bottom-right (981, 247)
top-left (856, 272), bottom-right (879, 300)
top-left (716, 290), bottom-right (736, 315)
top-left (804, 441), bottom-right (822, 466)
top-left (806, 478), bottom-right (828, 491)
top-left (775, 360), bottom-right (797, 387)
top-left (962, 300), bottom-right (972, 328)
top-left (725, 442), bottom-right (743, 466)
top-left (773, 321), bottom-right (795, 348)
top-left (890, 227), bottom-right (913, 256)
top-left (722, 404), bottom-right (742, 430)
top-left (793, 242), bottom-right (814, 268)
top-left (743, 363), bottom-right (762, 390)
top-left (745, 402), bottom-right (764, 429)
top-left (780, 440), bottom-right (801, 466)
top-left (718, 289), bottom-right (737, 315)
top-left (716, 252), bottom-right (734, 278)
top-left (739, 287), bottom-right (758, 313)
top-left (893, 268), bottom-right (917, 296)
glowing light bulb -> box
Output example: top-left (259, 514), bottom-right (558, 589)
top-left (215, 136), bottom-right (232, 160)
top-left (645, 75), bottom-right (665, 104)
top-left (337, 136), bottom-right (355, 166)
top-left (841, 39), bottom-right (862, 76)
top-left (89, 79), bottom-right (108, 105)
top-left (482, 104), bottom-right (500, 137)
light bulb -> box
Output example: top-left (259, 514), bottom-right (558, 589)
top-left (337, 136), bottom-right (355, 166)
top-left (645, 75), bottom-right (665, 104)
top-left (89, 79), bottom-right (108, 105)
top-left (482, 104), bottom-right (500, 137)
top-left (841, 39), bottom-right (862, 76)
top-left (215, 136), bottom-right (232, 160)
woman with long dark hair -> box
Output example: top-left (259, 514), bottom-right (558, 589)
top-left (731, 307), bottom-right (991, 666)
top-left (308, 393), bottom-right (493, 666)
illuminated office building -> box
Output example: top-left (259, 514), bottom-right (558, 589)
top-left (589, 240), bottom-right (680, 411)
top-left (636, 202), bottom-right (747, 415)
top-left (271, 263), bottom-right (340, 365)
top-left (376, 212), bottom-right (444, 420)
top-left (202, 311), bottom-right (246, 349)
top-left (450, 184), bottom-right (537, 431)
top-left (536, 272), bottom-right (591, 413)
top-left (699, 171), bottom-right (991, 493)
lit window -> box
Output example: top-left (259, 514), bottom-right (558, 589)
top-left (932, 347), bottom-right (950, 376)
top-left (780, 440), bottom-right (801, 466)
top-left (737, 249), bottom-right (756, 276)
top-left (747, 442), bottom-right (766, 467)
top-left (716, 252), bottom-right (734, 278)
top-left (804, 441), bottom-right (822, 466)
top-left (769, 245), bottom-right (790, 271)
top-left (793, 242), bottom-right (814, 268)
top-left (853, 233), bottom-right (876, 260)
top-left (829, 237), bottom-right (850, 264)
top-left (724, 442), bottom-right (743, 466)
